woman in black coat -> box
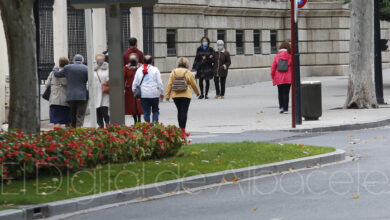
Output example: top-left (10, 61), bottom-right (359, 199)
top-left (192, 37), bottom-right (215, 99)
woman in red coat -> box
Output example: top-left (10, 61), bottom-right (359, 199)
top-left (124, 53), bottom-right (143, 124)
top-left (270, 41), bottom-right (292, 114)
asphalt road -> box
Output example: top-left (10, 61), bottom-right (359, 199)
top-left (66, 126), bottom-right (390, 220)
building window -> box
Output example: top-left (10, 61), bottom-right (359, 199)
top-left (121, 7), bottom-right (131, 53)
top-left (236, 30), bottom-right (244, 55)
top-left (217, 30), bottom-right (225, 41)
top-left (254, 30), bottom-right (261, 54)
top-left (67, 0), bottom-right (87, 62)
top-left (270, 30), bottom-right (277, 54)
top-left (38, 0), bottom-right (55, 82)
top-left (167, 29), bottom-right (177, 57)
top-left (143, 7), bottom-right (154, 56)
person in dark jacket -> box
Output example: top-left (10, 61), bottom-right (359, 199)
top-left (124, 37), bottom-right (144, 66)
top-left (213, 40), bottom-right (231, 99)
top-left (192, 37), bottom-right (215, 99)
top-left (53, 54), bottom-right (89, 127)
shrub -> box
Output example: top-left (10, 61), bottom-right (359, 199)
top-left (0, 123), bottom-right (188, 179)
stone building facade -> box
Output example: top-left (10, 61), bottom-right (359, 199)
top-left (0, 0), bottom-right (390, 124)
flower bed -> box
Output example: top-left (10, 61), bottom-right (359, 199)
top-left (0, 123), bottom-right (187, 179)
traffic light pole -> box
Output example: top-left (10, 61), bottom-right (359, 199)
top-left (291, 0), bottom-right (302, 128)
top-left (374, 0), bottom-right (385, 104)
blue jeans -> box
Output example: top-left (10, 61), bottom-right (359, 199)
top-left (140, 98), bottom-right (160, 123)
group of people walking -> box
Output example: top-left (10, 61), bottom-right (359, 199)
top-left (45, 35), bottom-right (293, 132)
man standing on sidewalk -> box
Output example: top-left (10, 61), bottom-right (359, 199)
top-left (53, 54), bottom-right (89, 127)
top-left (124, 37), bottom-right (145, 65)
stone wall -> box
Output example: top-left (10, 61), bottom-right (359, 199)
top-left (153, 0), bottom-right (390, 88)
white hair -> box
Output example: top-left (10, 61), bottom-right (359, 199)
top-left (217, 40), bottom-right (225, 45)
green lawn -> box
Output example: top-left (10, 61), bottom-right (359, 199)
top-left (0, 142), bottom-right (334, 208)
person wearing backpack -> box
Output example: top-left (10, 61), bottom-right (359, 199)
top-left (166, 58), bottom-right (200, 136)
top-left (271, 41), bottom-right (292, 114)
top-left (132, 55), bottom-right (164, 123)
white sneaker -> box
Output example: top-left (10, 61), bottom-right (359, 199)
top-left (283, 111), bottom-right (289, 114)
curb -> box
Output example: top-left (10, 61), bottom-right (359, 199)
top-left (284, 118), bottom-right (390, 133)
top-left (0, 149), bottom-right (346, 220)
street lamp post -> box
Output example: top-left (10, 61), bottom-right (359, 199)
top-left (291, 0), bottom-right (303, 128)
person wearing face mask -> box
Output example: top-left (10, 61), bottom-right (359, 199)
top-left (192, 37), bottom-right (215, 99)
top-left (132, 55), bottom-right (164, 123)
top-left (93, 54), bottom-right (110, 128)
top-left (213, 40), bottom-right (231, 99)
top-left (124, 53), bottom-right (143, 124)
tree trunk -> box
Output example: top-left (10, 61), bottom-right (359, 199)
top-left (345, 0), bottom-right (378, 109)
top-left (0, 0), bottom-right (40, 133)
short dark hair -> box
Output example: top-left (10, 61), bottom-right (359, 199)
top-left (129, 38), bottom-right (137, 47)
top-left (200, 36), bottom-right (210, 44)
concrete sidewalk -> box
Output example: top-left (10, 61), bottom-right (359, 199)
top-left (39, 69), bottom-right (390, 133)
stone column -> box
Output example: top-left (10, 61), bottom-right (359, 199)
top-left (0, 13), bottom-right (8, 124)
top-left (92, 8), bottom-right (107, 55)
top-left (53, 0), bottom-right (68, 65)
top-left (130, 7), bottom-right (143, 51)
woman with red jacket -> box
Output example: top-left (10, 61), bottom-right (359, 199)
top-left (124, 53), bottom-right (143, 124)
top-left (271, 41), bottom-right (292, 114)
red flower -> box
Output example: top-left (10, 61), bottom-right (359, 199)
top-left (135, 148), bottom-right (139, 153)
top-left (160, 147), bottom-right (165, 151)
top-left (99, 153), bottom-right (104, 158)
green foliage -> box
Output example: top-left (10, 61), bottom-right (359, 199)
top-left (380, 0), bottom-right (390, 21)
top-left (344, 0), bottom-right (390, 21)
top-left (0, 142), bottom-right (334, 207)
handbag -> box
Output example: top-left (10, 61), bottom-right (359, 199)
top-left (134, 74), bottom-right (146, 99)
top-left (96, 71), bottom-right (110, 94)
top-left (42, 86), bottom-right (51, 101)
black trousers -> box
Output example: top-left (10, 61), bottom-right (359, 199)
top-left (214, 76), bottom-right (227, 96)
top-left (68, 100), bottom-right (88, 127)
top-left (199, 78), bottom-right (210, 96)
top-left (277, 84), bottom-right (291, 111)
top-left (173, 98), bottom-right (191, 129)
top-left (96, 107), bottom-right (110, 128)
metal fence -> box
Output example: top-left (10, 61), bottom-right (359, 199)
top-left (67, 0), bottom-right (87, 62)
top-left (38, 0), bottom-right (55, 82)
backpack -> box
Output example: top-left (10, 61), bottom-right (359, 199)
top-left (172, 70), bottom-right (189, 92)
top-left (277, 58), bottom-right (289, 72)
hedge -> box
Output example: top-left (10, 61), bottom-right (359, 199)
top-left (0, 123), bottom-right (188, 179)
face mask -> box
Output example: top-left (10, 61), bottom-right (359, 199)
top-left (130, 59), bottom-right (137, 66)
top-left (144, 58), bottom-right (153, 65)
top-left (202, 42), bottom-right (208, 47)
top-left (218, 45), bottom-right (224, 51)
top-left (97, 60), bottom-right (104, 66)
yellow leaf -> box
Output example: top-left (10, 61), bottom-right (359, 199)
top-left (352, 195), bottom-right (360, 199)
top-left (189, 162), bottom-right (195, 166)
top-left (347, 135), bottom-right (354, 138)
top-left (217, 160), bottom-right (222, 165)
top-left (253, 207), bottom-right (257, 211)
top-left (299, 144), bottom-right (306, 149)
top-left (191, 152), bottom-right (198, 155)
top-left (231, 177), bottom-right (240, 183)
top-left (69, 188), bottom-right (74, 192)
top-left (135, 197), bottom-right (143, 200)
top-left (221, 178), bottom-right (227, 183)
